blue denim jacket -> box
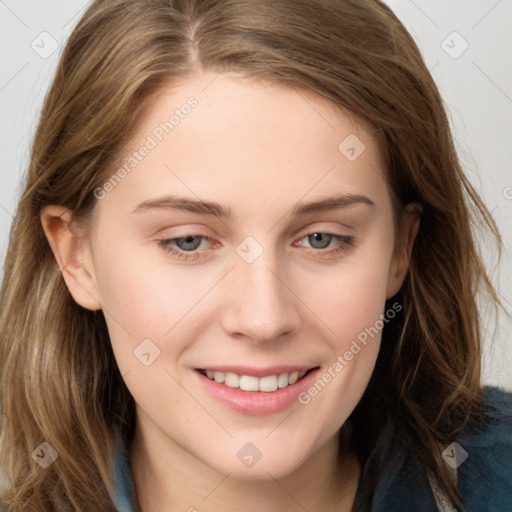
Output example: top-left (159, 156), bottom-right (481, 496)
top-left (113, 386), bottom-right (512, 511)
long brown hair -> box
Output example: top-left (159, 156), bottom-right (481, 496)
top-left (0, 0), bottom-right (501, 509)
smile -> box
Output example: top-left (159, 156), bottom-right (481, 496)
top-left (198, 368), bottom-right (312, 392)
top-left (195, 365), bottom-right (321, 415)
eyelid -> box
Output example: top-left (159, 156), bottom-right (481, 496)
top-left (154, 224), bottom-right (214, 238)
top-left (156, 223), bottom-right (351, 246)
top-left (293, 221), bottom-right (354, 239)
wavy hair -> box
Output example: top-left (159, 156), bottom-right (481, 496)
top-left (0, 0), bottom-right (501, 509)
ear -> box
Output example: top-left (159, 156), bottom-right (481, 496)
top-left (41, 205), bottom-right (102, 311)
top-left (386, 202), bottom-right (422, 299)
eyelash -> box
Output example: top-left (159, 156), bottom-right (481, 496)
top-left (156, 232), bottom-right (356, 261)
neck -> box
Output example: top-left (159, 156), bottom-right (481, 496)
top-left (130, 421), bottom-right (361, 512)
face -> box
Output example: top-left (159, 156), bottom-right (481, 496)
top-left (46, 72), bottom-right (416, 479)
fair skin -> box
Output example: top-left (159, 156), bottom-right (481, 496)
top-left (41, 72), bottom-right (420, 511)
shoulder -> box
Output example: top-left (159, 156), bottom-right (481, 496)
top-left (456, 386), bottom-right (512, 511)
top-left (352, 386), bottom-right (512, 512)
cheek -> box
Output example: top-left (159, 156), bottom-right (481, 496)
top-left (304, 249), bottom-right (392, 348)
top-left (295, 259), bottom-right (393, 434)
top-left (91, 236), bottom-right (211, 370)
top-left (96, 262), bottom-right (172, 333)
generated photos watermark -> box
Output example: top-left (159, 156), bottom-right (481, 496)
top-left (298, 301), bottom-right (402, 405)
top-left (94, 96), bottom-right (198, 200)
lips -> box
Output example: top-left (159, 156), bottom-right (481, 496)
top-left (194, 365), bottom-right (320, 415)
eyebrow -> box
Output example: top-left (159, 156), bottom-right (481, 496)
top-left (133, 195), bottom-right (234, 219)
top-left (292, 194), bottom-right (375, 215)
top-left (132, 193), bottom-right (375, 219)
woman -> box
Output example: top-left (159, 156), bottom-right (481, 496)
top-left (1, 0), bottom-right (510, 510)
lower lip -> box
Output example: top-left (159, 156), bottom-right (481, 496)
top-left (194, 368), bottom-right (320, 415)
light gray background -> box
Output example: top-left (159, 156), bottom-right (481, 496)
top-left (1, 1), bottom-right (511, 389)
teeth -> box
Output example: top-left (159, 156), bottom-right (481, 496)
top-left (203, 369), bottom-right (310, 392)
top-left (259, 375), bottom-right (278, 392)
top-left (289, 371), bottom-right (299, 385)
top-left (224, 372), bottom-right (240, 388)
top-left (277, 373), bottom-right (289, 388)
top-left (240, 375), bottom-right (259, 392)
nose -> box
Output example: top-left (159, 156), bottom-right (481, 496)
top-left (220, 251), bottom-right (302, 344)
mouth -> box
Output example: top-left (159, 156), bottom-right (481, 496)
top-left (196, 367), bottom-right (318, 392)
top-left (194, 365), bottom-right (321, 415)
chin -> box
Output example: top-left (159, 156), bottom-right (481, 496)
top-left (203, 443), bottom-right (309, 481)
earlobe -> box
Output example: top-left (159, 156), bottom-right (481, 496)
top-left (40, 206), bottom-right (102, 311)
top-left (386, 203), bottom-right (422, 299)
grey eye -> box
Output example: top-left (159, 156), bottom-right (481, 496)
top-left (174, 235), bottom-right (203, 251)
top-left (307, 233), bottom-right (334, 249)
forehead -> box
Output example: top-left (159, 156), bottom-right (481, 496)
top-left (99, 72), bottom-right (391, 219)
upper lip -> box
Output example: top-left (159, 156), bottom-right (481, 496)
top-left (196, 365), bottom-right (319, 377)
